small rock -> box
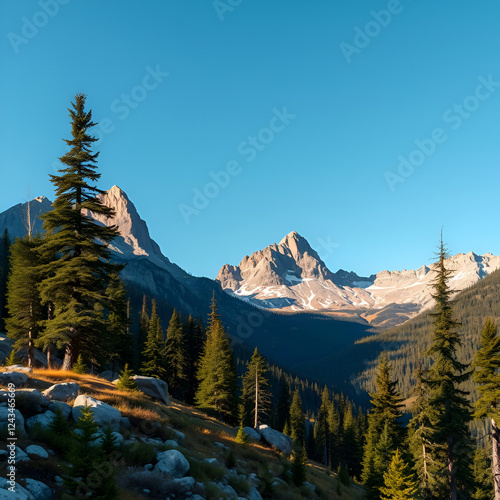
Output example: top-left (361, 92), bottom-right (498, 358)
top-left (154, 449), bottom-right (190, 478)
top-left (172, 429), bottom-right (185, 440)
top-left (142, 489), bottom-right (150, 494)
top-left (0, 371), bottom-right (28, 386)
top-left (214, 441), bottom-right (229, 451)
top-left (191, 495), bottom-right (205, 500)
top-left (26, 411), bottom-right (56, 431)
top-left (54, 476), bottom-right (64, 486)
top-left (303, 481), bottom-right (316, 491)
top-left (25, 478), bottom-right (53, 500)
top-left (15, 446), bottom-right (30, 462)
top-left (164, 439), bottom-right (179, 448)
top-left (248, 485), bottom-right (263, 500)
top-left (218, 483), bottom-right (238, 498)
top-left (48, 401), bottom-right (72, 419)
top-left (43, 382), bottom-right (79, 402)
top-left (203, 457), bottom-right (218, 464)
top-left (165, 476), bottom-right (195, 494)
top-left (141, 437), bottom-right (163, 446)
top-left (144, 463), bottom-right (153, 470)
top-left (5, 365), bottom-right (32, 373)
top-left (25, 444), bottom-right (49, 459)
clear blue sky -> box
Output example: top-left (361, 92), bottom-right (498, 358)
top-left (1, 0), bottom-right (500, 278)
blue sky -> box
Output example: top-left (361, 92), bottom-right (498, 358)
top-left (1, 0), bottom-right (500, 278)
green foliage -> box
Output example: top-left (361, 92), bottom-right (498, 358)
top-left (5, 235), bottom-right (44, 368)
top-left (38, 93), bottom-right (121, 370)
top-left (0, 230), bottom-right (11, 332)
top-left (337, 463), bottom-right (350, 486)
top-left (165, 308), bottom-right (188, 399)
top-left (291, 442), bottom-right (307, 486)
top-left (379, 449), bottom-right (418, 500)
top-left (72, 354), bottom-right (87, 374)
top-left (242, 347), bottom-right (271, 428)
top-left (140, 300), bottom-right (167, 379)
top-left (289, 389), bottom-right (305, 445)
top-left (5, 348), bottom-right (21, 366)
top-left (276, 376), bottom-right (291, 432)
top-left (314, 386), bottom-right (330, 466)
top-left (187, 457), bottom-right (225, 482)
top-left (120, 441), bottom-right (156, 466)
top-left (29, 408), bottom-right (73, 453)
top-left (225, 448), bottom-right (236, 469)
top-left (195, 296), bottom-right (238, 425)
top-left (235, 421), bottom-right (249, 445)
top-left (184, 314), bottom-right (205, 404)
top-left (471, 446), bottom-right (493, 500)
top-left (116, 363), bottom-right (138, 391)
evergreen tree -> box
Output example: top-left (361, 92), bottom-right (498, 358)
top-left (195, 296), bottom-right (238, 424)
top-left (140, 300), bottom-right (167, 380)
top-left (379, 449), bottom-right (419, 500)
top-left (276, 376), bottom-right (291, 432)
top-left (361, 351), bottom-right (404, 498)
top-left (4, 348), bottom-right (21, 366)
top-left (474, 317), bottom-right (500, 500)
top-left (242, 347), bottom-right (271, 428)
top-left (38, 93), bottom-right (121, 370)
top-left (314, 386), bottom-right (330, 467)
top-left (291, 441), bottom-right (308, 486)
top-left (135, 294), bottom-right (149, 369)
top-left (116, 363), bottom-right (138, 391)
top-left (289, 389), bottom-right (306, 445)
top-left (341, 403), bottom-right (359, 478)
top-left (72, 354), bottom-right (87, 374)
top-left (0, 229), bottom-right (11, 332)
top-left (235, 421), bottom-right (249, 445)
top-left (165, 309), bottom-right (187, 400)
top-left (184, 314), bottom-right (205, 405)
top-left (471, 447), bottom-right (493, 500)
top-left (5, 236), bottom-right (44, 367)
top-left (425, 237), bottom-right (473, 499)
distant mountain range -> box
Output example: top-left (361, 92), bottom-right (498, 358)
top-left (217, 231), bottom-right (500, 327)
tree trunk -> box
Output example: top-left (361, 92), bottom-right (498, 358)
top-left (493, 418), bottom-right (500, 500)
top-left (448, 436), bottom-right (457, 500)
top-left (254, 367), bottom-right (258, 429)
top-left (61, 334), bottom-right (79, 370)
top-left (46, 344), bottom-right (55, 369)
top-left (28, 328), bottom-right (34, 368)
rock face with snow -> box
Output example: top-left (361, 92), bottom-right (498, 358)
top-left (217, 231), bottom-right (500, 327)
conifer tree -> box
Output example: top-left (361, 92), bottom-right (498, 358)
top-left (116, 363), bottom-right (138, 391)
top-left (184, 314), bottom-right (205, 404)
top-left (242, 347), bottom-right (271, 428)
top-left (276, 376), bottom-right (291, 432)
top-left (72, 354), bottom-right (87, 374)
top-left (0, 229), bottom-right (11, 332)
top-left (38, 93), bottom-right (120, 370)
top-left (235, 421), bottom-right (249, 445)
top-left (140, 300), bottom-right (167, 380)
top-left (195, 296), bottom-right (238, 424)
top-left (291, 441), bottom-right (308, 486)
top-left (165, 309), bottom-right (187, 399)
top-left (474, 317), bottom-right (500, 499)
top-left (379, 449), bottom-right (419, 500)
top-left (425, 237), bottom-right (473, 499)
top-left (4, 348), bottom-right (21, 366)
top-left (471, 447), bottom-right (493, 500)
top-left (361, 351), bottom-right (404, 499)
top-left (5, 236), bottom-right (44, 367)
top-left (314, 386), bottom-right (330, 467)
top-left (289, 389), bottom-right (306, 445)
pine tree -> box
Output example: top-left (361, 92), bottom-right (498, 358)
top-left (379, 449), bottom-right (419, 500)
top-left (289, 389), bottom-right (306, 445)
top-left (291, 441), bottom-right (308, 486)
top-left (471, 446), bottom-right (493, 500)
top-left (242, 347), bottom-right (271, 428)
top-left (195, 296), bottom-right (238, 425)
top-left (4, 348), bottom-right (21, 366)
top-left (0, 229), bottom-right (11, 332)
top-left (314, 386), bottom-right (330, 467)
top-left (184, 314), bottom-right (205, 404)
top-left (116, 363), bottom-right (138, 391)
top-left (276, 376), bottom-right (291, 432)
top-left (72, 354), bottom-right (87, 374)
top-left (425, 236), bottom-right (473, 499)
top-left (135, 294), bottom-right (149, 369)
top-left (38, 93), bottom-right (121, 370)
top-left (5, 236), bottom-right (44, 368)
top-left (140, 300), bottom-right (167, 380)
top-left (235, 421), bottom-right (249, 445)
top-left (474, 317), bottom-right (500, 500)
top-left (165, 309), bottom-right (187, 400)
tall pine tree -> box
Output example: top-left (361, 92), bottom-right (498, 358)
top-left (140, 300), bottom-right (167, 380)
top-left (425, 236), bottom-right (473, 500)
top-left (314, 386), bottom-right (330, 467)
top-left (474, 317), bottom-right (500, 500)
top-left (165, 309), bottom-right (187, 400)
top-left (38, 93), bottom-right (120, 370)
top-left (289, 389), bottom-right (306, 446)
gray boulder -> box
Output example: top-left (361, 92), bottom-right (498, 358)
top-left (5, 365), bottom-right (32, 373)
top-left (48, 401), bottom-right (72, 419)
top-left (258, 425), bottom-right (293, 456)
top-left (72, 395), bottom-right (121, 431)
top-left (131, 375), bottom-right (169, 404)
top-left (0, 477), bottom-right (31, 499)
top-left (0, 371), bottom-right (28, 387)
top-left (25, 478), bottom-right (53, 499)
top-left (248, 485), bottom-right (264, 500)
top-left (25, 445), bottom-right (48, 459)
top-left (164, 439), bottom-right (179, 448)
top-left (0, 407), bottom-right (25, 435)
top-left (243, 426), bottom-right (261, 441)
top-left (154, 449), bottom-right (190, 478)
top-left (43, 382), bottom-right (79, 402)
top-left (14, 446), bottom-right (29, 462)
top-left (99, 370), bottom-right (119, 382)
top-left (26, 411), bottom-right (56, 431)
top-left (164, 476), bottom-right (195, 495)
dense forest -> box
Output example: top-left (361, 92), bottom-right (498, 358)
top-left (1, 94), bottom-right (499, 499)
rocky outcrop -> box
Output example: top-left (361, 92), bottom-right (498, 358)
top-left (0, 371), bottom-right (28, 386)
top-left (258, 425), bottom-right (293, 456)
top-left (43, 382), bottom-right (79, 402)
top-left (72, 395), bottom-right (121, 431)
top-left (131, 375), bottom-right (169, 404)
top-left (243, 427), bottom-right (261, 441)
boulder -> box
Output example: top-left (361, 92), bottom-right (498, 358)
top-left (154, 449), bottom-right (190, 478)
top-left (131, 376), bottom-right (169, 404)
top-left (214, 441), bottom-right (229, 451)
top-left (120, 416), bottom-right (132, 429)
top-left (164, 476), bottom-right (195, 495)
top-left (42, 382), bottom-right (79, 402)
top-left (15, 389), bottom-right (49, 411)
top-left (48, 401), bottom-right (72, 419)
top-left (258, 425), bottom-right (293, 456)
top-left (99, 370), bottom-right (119, 382)
top-left (14, 446), bottom-right (29, 462)
top-left (25, 478), bottom-right (53, 500)
top-left (26, 411), bottom-right (56, 431)
top-left (243, 426), bottom-right (261, 441)
top-left (164, 439), bottom-right (179, 448)
top-left (5, 365), bottom-right (32, 373)
top-left (72, 395), bottom-right (121, 431)
top-left (25, 445), bottom-right (48, 459)
top-left (0, 407), bottom-right (25, 435)
top-left (0, 477), bottom-right (31, 499)
top-left (172, 429), bottom-right (185, 440)
top-left (0, 371), bottom-right (28, 387)
top-left (248, 485), bottom-right (264, 500)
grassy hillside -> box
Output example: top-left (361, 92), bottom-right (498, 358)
top-left (0, 368), bottom-right (366, 499)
